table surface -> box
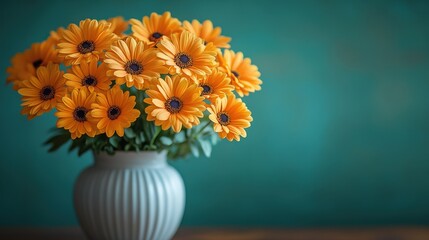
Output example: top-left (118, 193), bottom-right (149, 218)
top-left (1, 227), bottom-right (429, 240)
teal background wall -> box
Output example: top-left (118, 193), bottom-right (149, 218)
top-left (1, 0), bottom-right (429, 227)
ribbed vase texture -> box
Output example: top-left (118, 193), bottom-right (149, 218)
top-left (74, 151), bottom-right (185, 240)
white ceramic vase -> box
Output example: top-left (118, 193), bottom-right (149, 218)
top-left (74, 151), bottom-right (185, 240)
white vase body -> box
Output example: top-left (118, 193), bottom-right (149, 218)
top-left (74, 151), bottom-right (185, 240)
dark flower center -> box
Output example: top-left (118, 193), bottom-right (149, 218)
top-left (231, 71), bottom-right (239, 78)
top-left (174, 52), bottom-right (193, 68)
top-left (78, 40), bottom-right (95, 54)
top-left (107, 106), bottom-right (121, 120)
top-left (73, 107), bottom-right (88, 122)
top-left (165, 97), bottom-right (183, 114)
top-left (149, 32), bottom-right (163, 42)
top-left (217, 112), bottom-right (230, 126)
top-left (32, 59), bottom-right (43, 69)
top-left (82, 75), bottom-right (97, 86)
top-left (125, 60), bottom-right (143, 75)
top-left (180, 55), bottom-right (189, 63)
top-left (200, 84), bottom-right (213, 95)
top-left (39, 86), bottom-right (55, 100)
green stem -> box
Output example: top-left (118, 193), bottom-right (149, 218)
top-left (150, 126), bottom-right (161, 147)
top-left (193, 121), bottom-right (211, 139)
top-left (141, 118), bottom-right (151, 144)
top-left (137, 90), bottom-right (152, 145)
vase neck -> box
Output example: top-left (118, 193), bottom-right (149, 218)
top-left (93, 151), bottom-right (167, 169)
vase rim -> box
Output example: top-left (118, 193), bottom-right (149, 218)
top-left (93, 150), bottom-right (168, 168)
top-left (94, 149), bottom-right (166, 155)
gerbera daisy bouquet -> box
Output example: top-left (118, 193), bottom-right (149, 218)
top-left (6, 12), bottom-right (262, 159)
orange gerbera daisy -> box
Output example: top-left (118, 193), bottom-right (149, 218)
top-left (221, 49), bottom-right (262, 97)
top-left (47, 27), bottom-right (65, 45)
top-left (144, 75), bottom-right (206, 132)
top-left (7, 40), bottom-right (59, 90)
top-left (20, 106), bottom-right (37, 120)
top-left (18, 63), bottom-right (66, 119)
top-left (58, 19), bottom-right (117, 65)
top-left (64, 61), bottom-right (111, 93)
top-left (101, 16), bottom-right (129, 37)
top-left (55, 88), bottom-right (98, 139)
top-left (130, 11), bottom-right (182, 46)
top-left (183, 19), bottom-right (231, 48)
top-left (104, 37), bottom-right (168, 89)
top-left (199, 69), bottom-right (233, 101)
top-left (157, 31), bottom-right (217, 82)
top-left (91, 86), bottom-right (140, 137)
top-left (207, 94), bottom-right (253, 141)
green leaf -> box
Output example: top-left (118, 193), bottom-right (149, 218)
top-left (44, 131), bottom-right (71, 152)
top-left (190, 143), bottom-right (200, 158)
top-left (198, 139), bottom-right (212, 158)
top-left (211, 132), bottom-right (219, 145)
top-left (124, 143), bottom-right (132, 151)
top-left (124, 128), bottom-right (136, 138)
top-left (177, 143), bottom-right (191, 158)
top-left (174, 131), bottom-right (186, 142)
top-left (139, 132), bottom-right (146, 142)
top-left (85, 137), bottom-right (94, 146)
top-left (135, 135), bottom-right (142, 145)
top-left (68, 137), bottom-right (82, 152)
top-left (105, 145), bottom-right (115, 155)
top-left (159, 136), bottom-right (173, 146)
top-left (77, 144), bottom-right (91, 156)
top-left (109, 136), bottom-right (120, 148)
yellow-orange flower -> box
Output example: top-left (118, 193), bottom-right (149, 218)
top-left (55, 88), bottom-right (98, 139)
top-left (91, 86), bottom-right (140, 137)
top-left (144, 75), bottom-right (206, 132)
top-left (199, 69), bottom-right (233, 101)
top-left (58, 19), bottom-right (117, 65)
top-left (20, 106), bottom-right (37, 120)
top-left (130, 12), bottom-right (182, 46)
top-left (7, 40), bottom-right (59, 90)
top-left (207, 94), bottom-right (252, 141)
top-left (157, 31), bottom-right (217, 82)
top-left (220, 49), bottom-right (262, 97)
top-left (104, 37), bottom-right (168, 89)
top-left (64, 61), bottom-right (111, 93)
top-left (47, 27), bottom-right (65, 45)
top-left (102, 16), bottom-right (129, 37)
top-left (18, 63), bottom-right (66, 119)
top-left (183, 20), bottom-right (231, 48)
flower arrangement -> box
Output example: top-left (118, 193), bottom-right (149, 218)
top-left (6, 12), bottom-right (262, 159)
